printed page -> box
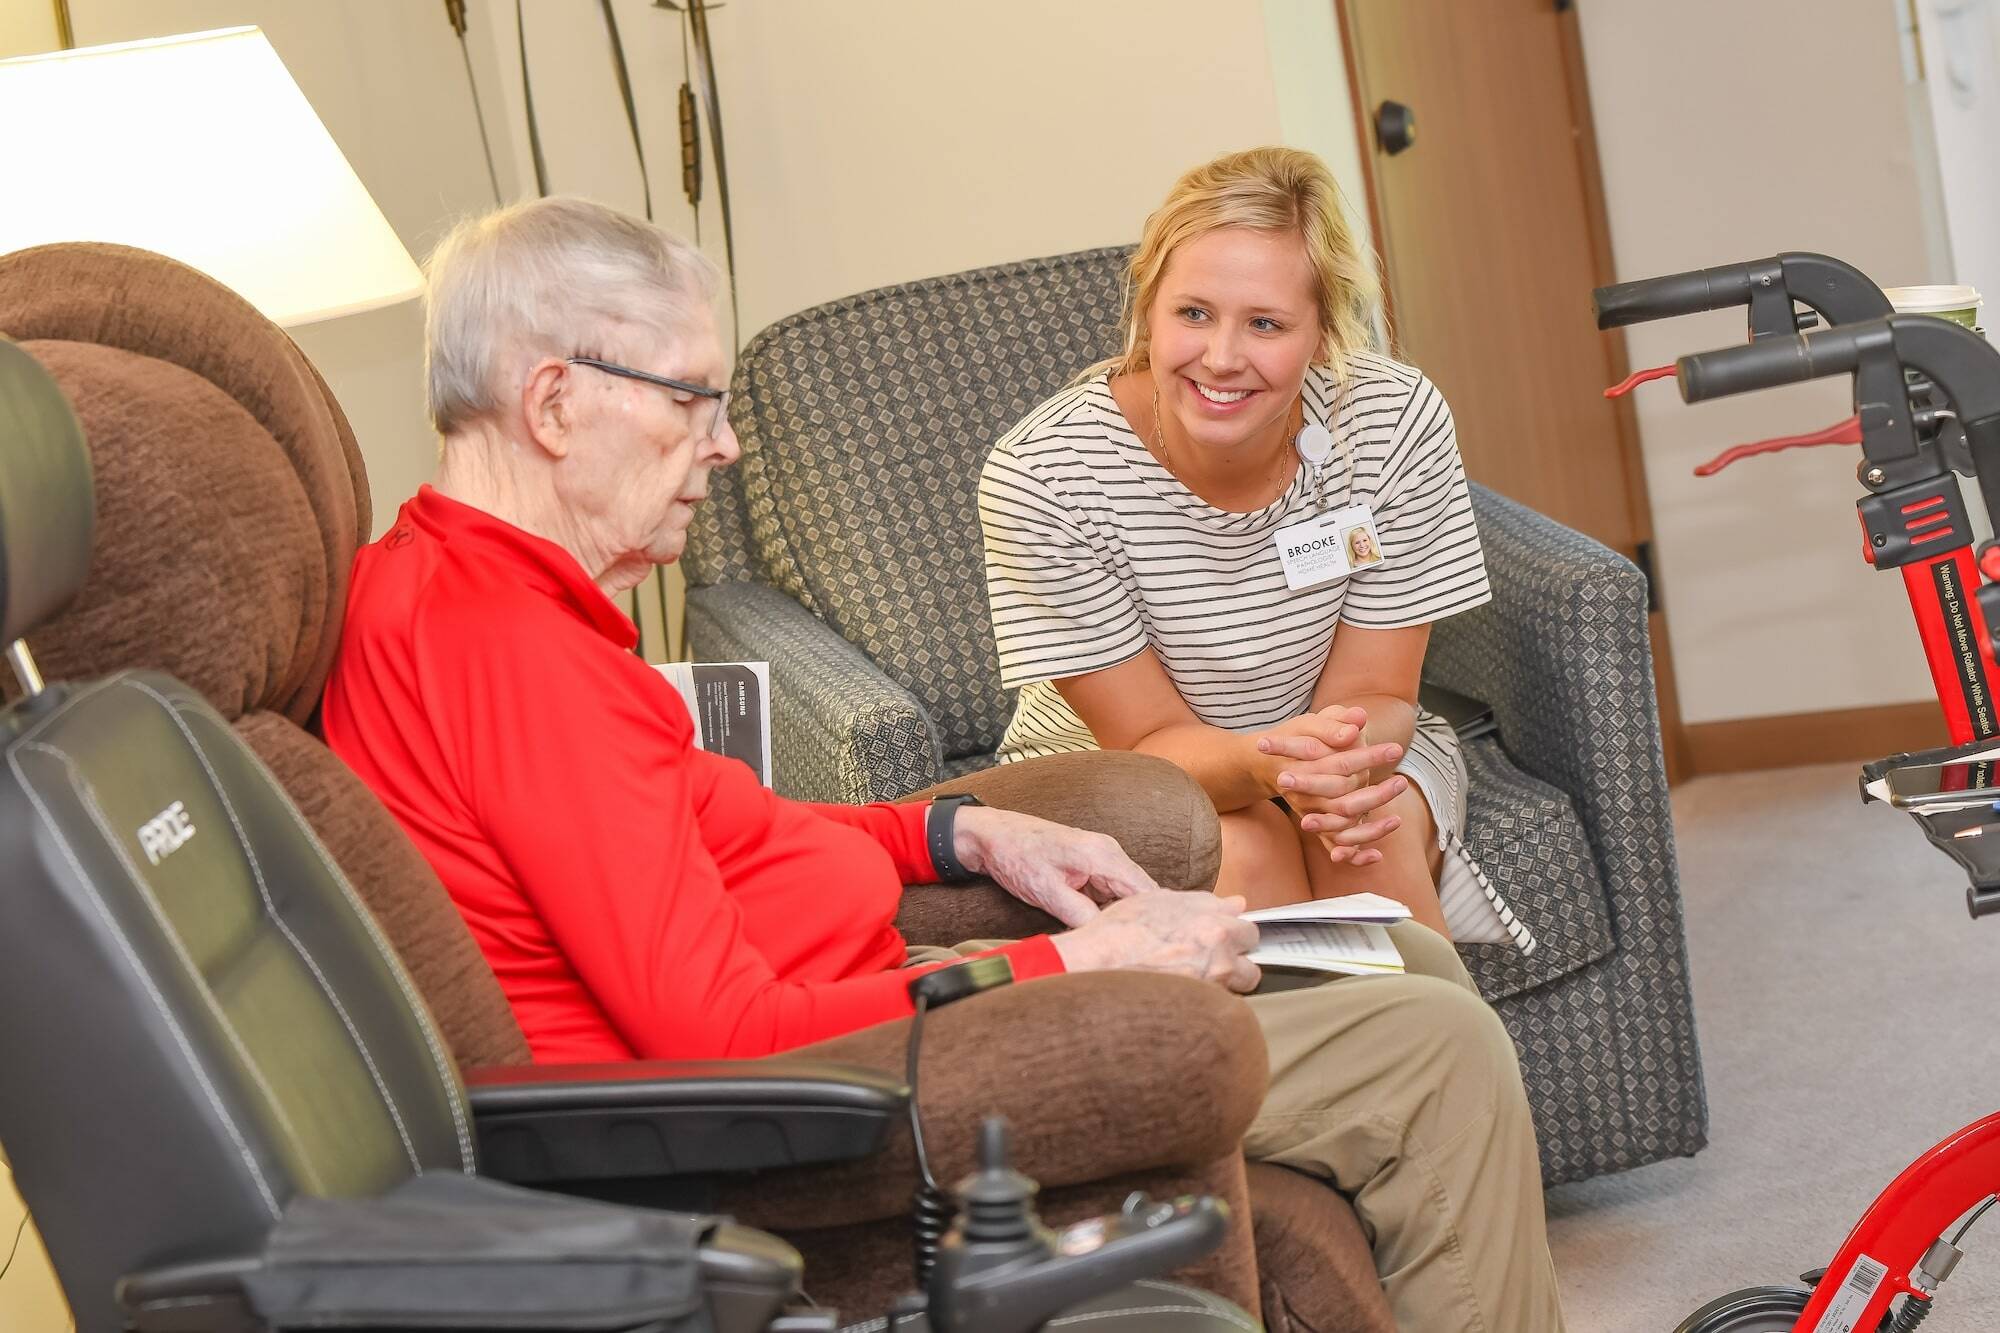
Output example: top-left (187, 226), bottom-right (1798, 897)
top-left (657, 661), bottom-right (774, 786)
top-left (1243, 893), bottom-right (1412, 926)
top-left (1249, 921), bottom-right (1405, 976)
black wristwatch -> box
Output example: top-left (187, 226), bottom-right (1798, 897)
top-left (926, 794), bottom-right (984, 883)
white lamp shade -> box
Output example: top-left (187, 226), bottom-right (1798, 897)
top-left (0, 27), bottom-right (423, 327)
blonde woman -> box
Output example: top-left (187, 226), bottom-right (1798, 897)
top-left (980, 147), bottom-right (1525, 951)
top-left (978, 148), bottom-right (1562, 1329)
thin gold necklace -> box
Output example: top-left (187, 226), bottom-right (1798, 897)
top-left (1149, 385), bottom-right (1302, 494)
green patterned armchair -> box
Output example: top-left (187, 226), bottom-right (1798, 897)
top-left (683, 246), bottom-right (1707, 1186)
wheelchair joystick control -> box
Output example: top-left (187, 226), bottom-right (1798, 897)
top-left (945, 1118), bottom-right (1052, 1263)
top-left (926, 1116), bottom-right (1232, 1333)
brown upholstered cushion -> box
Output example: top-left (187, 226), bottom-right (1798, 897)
top-left (715, 971), bottom-right (1266, 1230)
top-left (0, 243), bottom-right (367, 723)
top-left (1244, 1162), bottom-right (1393, 1333)
top-left (4, 341), bottom-right (329, 721)
top-left (235, 712), bottom-right (530, 1068)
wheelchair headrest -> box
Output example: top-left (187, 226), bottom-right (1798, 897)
top-left (0, 243), bottom-right (370, 721)
top-left (0, 338), bottom-right (92, 646)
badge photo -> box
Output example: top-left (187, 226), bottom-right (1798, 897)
top-left (1341, 515), bottom-right (1385, 569)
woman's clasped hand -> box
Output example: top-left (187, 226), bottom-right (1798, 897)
top-left (1253, 704), bottom-right (1408, 867)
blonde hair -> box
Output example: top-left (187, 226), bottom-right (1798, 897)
top-left (423, 196), bottom-right (721, 435)
top-left (1098, 147), bottom-right (1378, 382)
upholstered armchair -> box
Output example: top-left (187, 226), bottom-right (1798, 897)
top-left (684, 246), bottom-right (1708, 1187)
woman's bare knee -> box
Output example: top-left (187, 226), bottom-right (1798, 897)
top-left (1218, 801), bottom-right (1311, 908)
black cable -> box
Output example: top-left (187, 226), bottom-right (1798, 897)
top-left (1952, 1194), bottom-right (1998, 1246)
top-left (905, 994), bottom-right (955, 1286)
top-left (0, 1209), bottom-right (30, 1284)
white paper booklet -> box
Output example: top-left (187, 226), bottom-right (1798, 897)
top-left (1243, 893), bottom-right (1411, 976)
top-left (655, 661), bottom-right (773, 786)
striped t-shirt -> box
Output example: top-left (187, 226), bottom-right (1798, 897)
top-left (980, 353), bottom-right (1490, 745)
top-left (978, 354), bottom-right (1532, 950)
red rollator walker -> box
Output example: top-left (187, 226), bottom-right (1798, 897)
top-left (1596, 255), bottom-right (2000, 1331)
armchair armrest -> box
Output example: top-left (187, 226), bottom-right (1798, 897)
top-left (1427, 486), bottom-right (1677, 868)
top-left (686, 580), bottom-right (942, 803)
top-left (891, 750), bottom-right (1226, 945)
top-left (464, 1058), bottom-right (907, 1185)
top-left (714, 971), bottom-right (1268, 1234)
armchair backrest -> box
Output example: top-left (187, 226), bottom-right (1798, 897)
top-left (686, 247), bottom-right (1131, 760)
top-left (0, 243), bottom-right (531, 1074)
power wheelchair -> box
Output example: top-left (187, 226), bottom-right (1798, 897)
top-left (0, 319), bottom-right (1261, 1330)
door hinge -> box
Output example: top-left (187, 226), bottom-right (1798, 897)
top-left (1555, 0), bottom-right (1573, 11)
top-left (1633, 540), bottom-right (1659, 612)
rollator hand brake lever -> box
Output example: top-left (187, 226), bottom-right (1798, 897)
top-left (1693, 414), bottom-right (1862, 476)
top-left (1604, 364), bottom-right (1677, 398)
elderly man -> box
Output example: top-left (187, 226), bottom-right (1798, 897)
top-left (323, 196), bottom-right (1563, 1330)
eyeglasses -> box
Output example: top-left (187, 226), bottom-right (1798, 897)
top-left (567, 356), bottom-right (729, 440)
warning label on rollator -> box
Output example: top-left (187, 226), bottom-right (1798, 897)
top-left (1933, 559), bottom-right (1996, 738)
top-left (1812, 1254), bottom-right (1887, 1333)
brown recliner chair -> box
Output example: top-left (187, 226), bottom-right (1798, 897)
top-left (0, 242), bottom-right (1393, 1332)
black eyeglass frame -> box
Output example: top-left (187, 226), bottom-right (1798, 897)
top-left (567, 356), bottom-right (729, 439)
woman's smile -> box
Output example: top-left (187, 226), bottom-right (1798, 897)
top-left (1185, 376), bottom-right (1262, 412)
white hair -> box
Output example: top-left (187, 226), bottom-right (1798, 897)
top-left (422, 196), bottom-right (722, 435)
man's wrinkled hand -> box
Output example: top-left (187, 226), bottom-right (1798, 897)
top-left (951, 805), bottom-right (1161, 927)
top-left (1051, 891), bottom-right (1261, 993)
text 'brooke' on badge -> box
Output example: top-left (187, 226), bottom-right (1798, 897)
top-left (1274, 503), bottom-right (1384, 591)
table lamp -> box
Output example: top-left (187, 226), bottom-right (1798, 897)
top-left (0, 26), bottom-right (421, 327)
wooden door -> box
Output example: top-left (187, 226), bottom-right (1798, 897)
top-left (1338, 0), bottom-right (1688, 777)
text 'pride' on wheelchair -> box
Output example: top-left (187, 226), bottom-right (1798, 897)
top-left (1597, 253), bottom-right (2000, 1332)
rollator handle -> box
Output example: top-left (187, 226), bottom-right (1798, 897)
top-left (1594, 263), bottom-right (1761, 329)
top-left (1594, 252), bottom-right (1891, 332)
top-left (1677, 330), bottom-right (1846, 403)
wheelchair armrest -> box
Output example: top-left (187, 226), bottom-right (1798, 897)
top-left (464, 1058), bottom-right (909, 1185)
top-left (117, 1175), bottom-right (799, 1333)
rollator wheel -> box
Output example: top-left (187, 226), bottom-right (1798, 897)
top-left (1673, 1284), bottom-right (1812, 1332)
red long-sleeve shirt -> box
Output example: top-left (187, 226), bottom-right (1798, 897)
top-left (322, 487), bottom-right (1061, 1062)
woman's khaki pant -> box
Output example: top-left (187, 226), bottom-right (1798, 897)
top-left (910, 921), bottom-right (1563, 1330)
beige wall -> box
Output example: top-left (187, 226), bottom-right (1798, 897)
top-left (1577, 0), bottom-right (1940, 724)
top-left (28, 0), bottom-right (1309, 661)
top-left (0, 1149), bottom-right (69, 1332)
top-left (17, 3), bottom-right (1932, 713)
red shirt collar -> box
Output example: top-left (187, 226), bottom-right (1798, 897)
top-left (403, 484), bottom-right (640, 651)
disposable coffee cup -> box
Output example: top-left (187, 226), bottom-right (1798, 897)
top-left (1884, 283), bottom-right (1984, 333)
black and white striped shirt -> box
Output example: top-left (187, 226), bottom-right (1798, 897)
top-left (980, 354), bottom-right (1490, 755)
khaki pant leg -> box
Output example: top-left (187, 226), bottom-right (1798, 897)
top-left (902, 940), bottom-right (1015, 967)
top-left (1244, 923), bottom-right (1563, 1333)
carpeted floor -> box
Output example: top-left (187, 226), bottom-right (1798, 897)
top-left (1545, 762), bottom-right (2000, 1331)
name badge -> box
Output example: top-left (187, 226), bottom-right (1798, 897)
top-left (1274, 503), bottom-right (1385, 590)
